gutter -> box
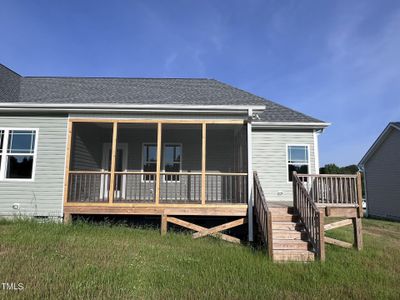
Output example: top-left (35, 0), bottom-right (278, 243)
top-left (252, 121), bottom-right (331, 130)
top-left (0, 102), bottom-right (266, 114)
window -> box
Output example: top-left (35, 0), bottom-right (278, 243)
top-left (164, 144), bottom-right (182, 181)
top-left (142, 143), bottom-right (157, 181)
top-left (287, 145), bottom-right (309, 181)
top-left (0, 129), bottom-right (37, 180)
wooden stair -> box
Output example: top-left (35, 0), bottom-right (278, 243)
top-left (270, 207), bottom-right (315, 262)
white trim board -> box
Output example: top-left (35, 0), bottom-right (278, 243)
top-left (0, 103), bottom-right (266, 115)
top-left (252, 121), bottom-right (330, 129)
top-left (313, 130), bottom-right (320, 174)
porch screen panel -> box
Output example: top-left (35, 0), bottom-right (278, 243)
top-left (206, 124), bottom-right (248, 204)
top-left (68, 122), bottom-right (113, 202)
top-left (114, 123), bottom-right (157, 203)
top-left (160, 124), bottom-right (202, 204)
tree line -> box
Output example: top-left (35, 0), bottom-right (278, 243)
top-left (319, 164), bottom-right (359, 174)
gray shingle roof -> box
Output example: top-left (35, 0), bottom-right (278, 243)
top-left (17, 77), bottom-right (267, 106)
top-left (257, 100), bottom-right (324, 123)
top-left (0, 64), bottom-right (326, 124)
top-left (0, 64), bottom-right (21, 103)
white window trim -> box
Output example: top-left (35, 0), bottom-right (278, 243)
top-left (286, 144), bottom-right (310, 183)
top-left (162, 143), bottom-right (183, 183)
top-left (0, 128), bottom-right (39, 182)
top-left (141, 142), bottom-right (157, 182)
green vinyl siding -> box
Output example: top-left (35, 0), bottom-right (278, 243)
top-left (252, 129), bottom-right (317, 202)
top-left (0, 115), bottom-right (68, 217)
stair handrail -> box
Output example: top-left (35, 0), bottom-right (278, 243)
top-left (253, 171), bottom-right (273, 258)
top-left (292, 172), bottom-right (325, 261)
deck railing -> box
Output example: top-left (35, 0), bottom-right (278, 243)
top-left (159, 172), bottom-right (202, 204)
top-left (253, 172), bottom-right (273, 258)
top-left (114, 172), bottom-right (157, 203)
top-left (67, 171), bottom-right (247, 205)
top-left (206, 173), bottom-right (247, 204)
top-left (293, 172), bottom-right (325, 261)
top-left (296, 173), bottom-right (361, 207)
top-left (68, 171), bottom-right (110, 203)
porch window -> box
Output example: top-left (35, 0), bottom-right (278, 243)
top-left (143, 143), bottom-right (157, 181)
top-left (0, 130), bottom-right (37, 180)
top-left (164, 144), bottom-right (182, 181)
top-left (287, 145), bottom-right (309, 181)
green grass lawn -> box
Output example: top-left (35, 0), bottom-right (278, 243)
top-left (0, 218), bottom-right (399, 299)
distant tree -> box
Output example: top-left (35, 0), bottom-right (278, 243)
top-left (320, 163), bottom-right (341, 174)
top-left (341, 164), bottom-right (359, 174)
top-left (320, 164), bottom-right (359, 174)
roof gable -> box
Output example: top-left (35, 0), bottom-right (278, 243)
top-left (0, 64), bottom-right (21, 103)
top-left (359, 122), bottom-right (400, 166)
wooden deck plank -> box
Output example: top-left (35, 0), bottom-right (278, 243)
top-left (323, 207), bottom-right (358, 218)
top-left (64, 205), bottom-right (248, 216)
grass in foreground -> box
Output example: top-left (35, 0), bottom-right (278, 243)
top-left (0, 218), bottom-right (399, 299)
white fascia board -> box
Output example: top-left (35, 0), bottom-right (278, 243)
top-left (392, 123), bottom-right (400, 130)
top-left (252, 121), bottom-right (331, 129)
top-left (0, 102), bottom-right (266, 113)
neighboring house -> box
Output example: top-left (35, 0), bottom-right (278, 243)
top-left (359, 122), bottom-right (400, 221)
top-left (1, 63), bottom-right (365, 261)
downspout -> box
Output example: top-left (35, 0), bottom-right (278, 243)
top-left (313, 130), bottom-right (320, 174)
top-left (358, 165), bottom-right (368, 217)
top-left (247, 109), bottom-right (254, 242)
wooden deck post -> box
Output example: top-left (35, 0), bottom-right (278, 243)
top-left (292, 171), bottom-right (297, 208)
top-left (63, 120), bottom-right (73, 206)
top-left (353, 217), bottom-right (363, 250)
top-left (108, 122), bottom-right (118, 204)
top-left (63, 213), bottom-right (72, 224)
top-left (161, 214), bottom-right (167, 235)
top-left (318, 210), bottom-right (326, 261)
top-left (356, 172), bottom-right (363, 218)
top-left (201, 123), bottom-right (206, 205)
top-left (155, 122), bottom-right (162, 205)
top-left (267, 210), bottom-right (273, 258)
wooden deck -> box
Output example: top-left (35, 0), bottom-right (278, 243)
top-left (64, 118), bottom-right (250, 223)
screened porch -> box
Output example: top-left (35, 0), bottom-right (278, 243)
top-left (64, 120), bottom-right (248, 206)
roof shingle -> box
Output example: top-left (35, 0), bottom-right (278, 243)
top-left (0, 64), bottom-right (325, 124)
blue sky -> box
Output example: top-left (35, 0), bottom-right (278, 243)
top-left (1, 0), bottom-right (399, 166)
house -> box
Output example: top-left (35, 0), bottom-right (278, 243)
top-left (0, 63), bottom-right (363, 261)
top-left (359, 122), bottom-right (400, 221)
